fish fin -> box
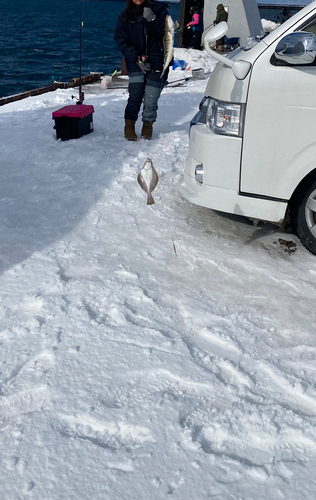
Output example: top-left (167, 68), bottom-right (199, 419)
top-left (153, 165), bottom-right (158, 177)
top-left (152, 167), bottom-right (159, 191)
top-left (137, 172), bottom-right (147, 193)
top-left (147, 193), bottom-right (155, 205)
top-left (148, 166), bottom-right (159, 194)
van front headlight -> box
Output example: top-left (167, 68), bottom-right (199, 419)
top-left (206, 98), bottom-right (244, 137)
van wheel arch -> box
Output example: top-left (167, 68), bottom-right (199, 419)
top-left (289, 169), bottom-right (316, 255)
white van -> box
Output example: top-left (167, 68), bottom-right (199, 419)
top-left (178, 2), bottom-right (316, 254)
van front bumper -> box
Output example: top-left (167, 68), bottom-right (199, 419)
top-left (179, 123), bottom-right (288, 223)
top-left (178, 170), bottom-right (288, 224)
top-left (186, 124), bottom-right (242, 190)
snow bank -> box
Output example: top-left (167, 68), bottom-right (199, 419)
top-left (262, 18), bottom-right (280, 32)
top-left (167, 47), bottom-right (218, 82)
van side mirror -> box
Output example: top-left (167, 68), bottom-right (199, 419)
top-left (275, 31), bottom-right (316, 65)
top-left (204, 21), bottom-right (229, 44)
top-left (204, 24), bottom-right (252, 80)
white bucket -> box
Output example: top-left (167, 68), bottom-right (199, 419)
top-left (101, 75), bottom-right (112, 88)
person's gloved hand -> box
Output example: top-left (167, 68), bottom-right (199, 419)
top-left (137, 60), bottom-right (151, 74)
top-left (143, 7), bottom-right (156, 22)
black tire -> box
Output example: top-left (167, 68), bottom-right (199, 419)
top-left (290, 177), bottom-right (316, 255)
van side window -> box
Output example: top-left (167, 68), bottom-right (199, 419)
top-left (299, 16), bottom-right (316, 36)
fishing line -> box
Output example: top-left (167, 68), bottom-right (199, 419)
top-left (202, 22), bottom-right (215, 33)
top-left (79, 0), bottom-right (84, 103)
top-left (176, 19), bottom-right (214, 34)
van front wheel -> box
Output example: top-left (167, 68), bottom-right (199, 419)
top-left (291, 179), bottom-right (316, 255)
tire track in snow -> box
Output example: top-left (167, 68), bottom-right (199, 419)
top-left (139, 294), bottom-right (316, 476)
top-left (0, 350), bottom-right (54, 425)
top-left (182, 325), bottom-right (316, 417)
top-left (0, 350), bottom-right (55, 393)
top-left (200, 417), bottom-right (316, 468)
top-left (0, 386), bottom-right (49, 425)
top-left (56, 413), bottom-right (155, 452)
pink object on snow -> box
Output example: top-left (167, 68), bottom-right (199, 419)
top-left (52, 105), bottom-right (94, 119)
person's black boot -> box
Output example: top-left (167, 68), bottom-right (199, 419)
top-left (124, 119), bottom-right (137, 141)
top-left (141, 121), bottom-right (153, 140)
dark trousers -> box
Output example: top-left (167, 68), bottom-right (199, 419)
top-left (125, 69), bottom-right (168, 123)
top-left (187, 32), bottom-right (202, 50)
top-left (217, 36), bottom-right (225, 47)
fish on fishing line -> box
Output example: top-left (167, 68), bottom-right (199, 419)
top-left (137, 158), bottom-right (159, 205)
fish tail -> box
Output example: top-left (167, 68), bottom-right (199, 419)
top-left (147, 193), bottom-right (155, 205)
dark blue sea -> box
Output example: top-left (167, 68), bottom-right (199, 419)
top-left (0, 0), bottom-right (286, 99)
top-left (0, 0), bottom-right (180, 98)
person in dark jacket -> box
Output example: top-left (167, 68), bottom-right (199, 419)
top-left (114, 0), bottom-right (169, 141)
top-left (278, 7), bottom-right (291, 24)
top-left (186, 5), bottom-right (203, 50)
top-left (213, 3), bottom-right (228, 50)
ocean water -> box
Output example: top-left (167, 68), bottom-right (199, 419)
top-left (0, 0), bottom-right (180, 98)
top-left (258, 6), bottom-right (299, 23)
top-left (0, 1), bottom-right (287, 99)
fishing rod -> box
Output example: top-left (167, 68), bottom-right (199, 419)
top-left (177, 22), bottom-right (215, 33)
top-left (78, 0), bottom-right (84, 104)
top-left (203, 22), bottom-right (215, 33)
top-left (174, 6), bottom-right (215, 34)
top-left (52, 0), bottom-right (95, 141)
top-left (72, 0), bottom-right (84, 103)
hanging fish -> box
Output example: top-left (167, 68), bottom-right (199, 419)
top-left (137, 158), bottom-right (159, 205)
top-left (161, 15), bottom-right (175, 78)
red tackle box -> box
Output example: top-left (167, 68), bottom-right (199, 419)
top-left (52, 104), bottom-right (94, 141)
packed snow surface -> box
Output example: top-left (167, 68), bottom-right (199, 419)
top-left (1, 48), bottom-right (316, 500)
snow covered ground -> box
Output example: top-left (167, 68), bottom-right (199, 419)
top-left (1, 48), bottom-right (316, 500)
